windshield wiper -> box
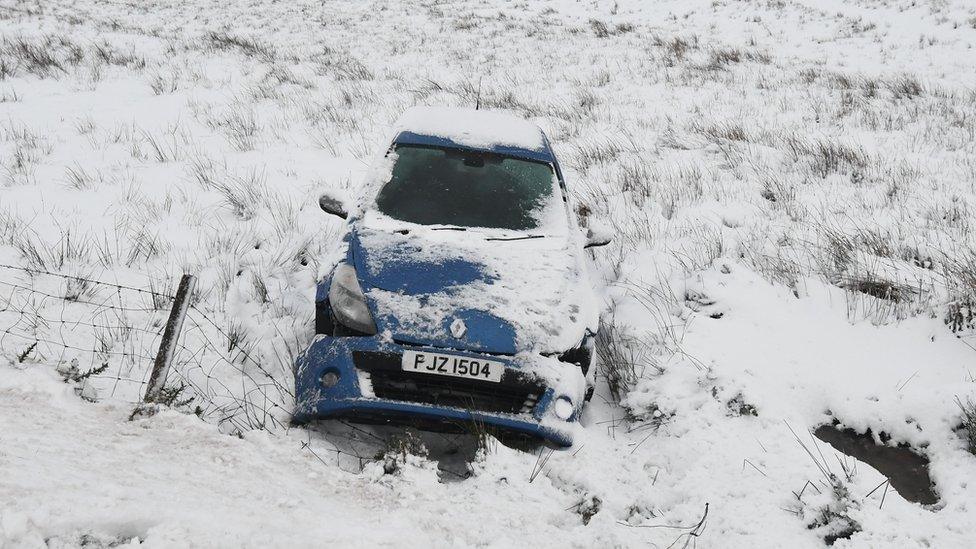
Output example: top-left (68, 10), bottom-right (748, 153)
top-left (424, 225), bottom-right (544, 240)
top-left (485, 234), bottom-right (545, 242)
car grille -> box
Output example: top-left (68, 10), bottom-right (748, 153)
top-left (352, 351), bottom-right (542, 415)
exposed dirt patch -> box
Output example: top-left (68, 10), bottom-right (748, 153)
top-left (814, 425), bottom-right (938, 505)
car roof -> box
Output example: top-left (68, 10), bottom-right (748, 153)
top-left (391, 106), bottom-right (555, 163)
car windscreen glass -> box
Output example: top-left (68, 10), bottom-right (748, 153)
top-left (374, 145), bottom-right (559, 231)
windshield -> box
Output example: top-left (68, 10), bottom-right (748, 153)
top-left (374, 145), bottom-right (560, 231)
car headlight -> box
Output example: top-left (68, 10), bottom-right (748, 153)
top-left (328, 264), bottom-right (377, 335)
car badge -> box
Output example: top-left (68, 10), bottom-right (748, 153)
top-left (450, 318), bottom-right (467, 339)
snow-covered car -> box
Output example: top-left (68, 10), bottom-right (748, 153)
top-left (292, 107), bottom-right (609, 446)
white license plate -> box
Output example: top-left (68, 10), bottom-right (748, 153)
top-left (401, 350), bottom-right (504, 383)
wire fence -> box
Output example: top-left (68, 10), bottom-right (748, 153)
top-left (0, 263), bottom-right (292, 434)
top-left (0, 263), bottom-right (465, 472)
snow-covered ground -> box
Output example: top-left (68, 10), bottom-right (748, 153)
top-left (3, 0), bottom-right (976, 547)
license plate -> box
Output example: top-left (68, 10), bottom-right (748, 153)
top-left (401, 350), bottom-right (504, 383)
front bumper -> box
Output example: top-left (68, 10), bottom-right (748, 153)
top-left (293, 335), bottom-right (580, 446)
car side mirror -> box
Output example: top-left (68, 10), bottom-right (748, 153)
top-left (583, 219), bottom-right (612, 248)
top-left (319, 193), bottom-right (348, 219)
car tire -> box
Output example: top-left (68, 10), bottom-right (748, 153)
top-left (315, 299), bottom-right (334, 335)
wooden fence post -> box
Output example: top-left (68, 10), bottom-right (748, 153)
top-left (144, 274), bottom-right (196, 403)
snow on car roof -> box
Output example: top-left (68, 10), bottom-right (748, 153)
top-left (392, 106), bottom-right (553, 162)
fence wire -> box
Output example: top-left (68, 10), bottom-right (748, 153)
top-left (0, 264), bottom-right (291, 433)
top-left (0, 265), bottom-right (387, 470)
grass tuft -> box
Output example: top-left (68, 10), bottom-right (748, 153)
top-left (595, 314), bottom-right (650, 402)
top-left (957, 397), bottom-right (976, 455)
top-left (206, 31), bottom-right (277, 61)
top-left (785, 135), bottom-right (870, 179)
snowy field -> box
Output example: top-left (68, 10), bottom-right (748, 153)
top-left (3, 0), bottom-right (976, 547)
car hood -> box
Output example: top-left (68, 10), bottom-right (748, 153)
top-left (350, 224), bottom-right (596, 355)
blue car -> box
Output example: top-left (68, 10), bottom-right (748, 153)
top-left (293, 107), bottom-right (610, 447)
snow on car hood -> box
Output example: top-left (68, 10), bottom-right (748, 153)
top-left (351, 215), bottom-right (597, 355)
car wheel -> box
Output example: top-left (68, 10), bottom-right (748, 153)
top-left (315, 299), bottom-right (334, 335)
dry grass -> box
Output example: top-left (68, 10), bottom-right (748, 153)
top-left (784, 135), bottom-right (870, 179)
top-left (943, 250), bottom-right (976, 333)
top-left (205, 31), bottom-right (277, 62)
top-left (958, 397), bottom-right (976, 455)
top-left (595, 314), bottom-right (643, 402)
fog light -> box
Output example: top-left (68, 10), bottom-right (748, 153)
top-left (553, 396), bottom-right (574, 420)
top-left (321, 371), bottom-right (340, 388)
